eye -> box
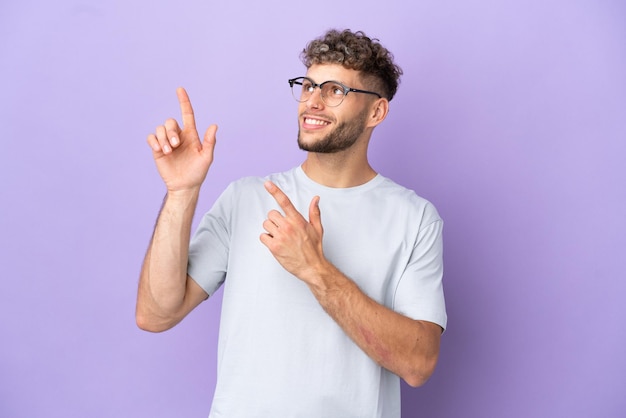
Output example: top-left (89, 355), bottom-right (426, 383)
top-left (329, 83), bottom-right (345, 96)
top-left (301, 80), bottom-right (314, 92)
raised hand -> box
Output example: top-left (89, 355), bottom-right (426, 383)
top-left (260, 181), bottom-right (327, 282)
top-left (147, 87), bottom-right (217, 192)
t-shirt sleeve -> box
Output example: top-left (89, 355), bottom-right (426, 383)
top-left (393, 213), bottom-right (447, 331)
top-left (187, 185), bottom-right (233, 296)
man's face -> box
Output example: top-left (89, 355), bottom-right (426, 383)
top-left (296, 64), bottom-right (373, 153)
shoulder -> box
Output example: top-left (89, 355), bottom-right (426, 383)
top-left (229, 167), bottom-right (299, 189)
top-left (375, 176), bottom-right (442, 226)
top-left (219, 167), bottom-right (300, 204)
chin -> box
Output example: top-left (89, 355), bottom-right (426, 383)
top-left (297, 131), bottom-right (317, 149)
top-left (297, 139), bottom-right (316, 152)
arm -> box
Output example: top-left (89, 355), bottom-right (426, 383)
top-left (136, 88), bottom-right (217, 333)
top-left (305, 266), bottom-right (441, 387)
top-left (260, 181), bottom-right (442, 387)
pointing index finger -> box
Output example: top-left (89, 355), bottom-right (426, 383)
top-left (264, 181), bottom-right (300, 218)
top-left (176, 87), bottom-right (196, 130)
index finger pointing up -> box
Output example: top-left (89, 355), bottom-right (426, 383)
top-left (176, 87), bottom-right (196, 130)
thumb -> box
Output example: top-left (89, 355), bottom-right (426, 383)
top-left (308, 196), bottom-right (323, 234)
top-left (201, 124), bottom-right (218, 162)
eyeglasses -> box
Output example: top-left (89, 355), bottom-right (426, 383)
top-left (288, 76), bottom-right (382, 107)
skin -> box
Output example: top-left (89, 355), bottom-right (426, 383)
top-left (136, 64), bottom-right (442, 387)
top-left (297, 93), bottom-right (369, 154)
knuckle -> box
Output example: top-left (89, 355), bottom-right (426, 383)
top-left (165, 118), bottom-right (178, 129)
top-left (269, 210), bottom-right (281, 219)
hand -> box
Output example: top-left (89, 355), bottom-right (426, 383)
top-left (147, 87), bottom-right (217, 193)
top-left (260, 181), bottom-right (327, 282)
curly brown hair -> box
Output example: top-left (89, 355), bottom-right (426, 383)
top-left (300, 29), bottom-right (403, 101)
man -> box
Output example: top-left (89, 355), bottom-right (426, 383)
top-left (137, 29), bottom-right (446, 418)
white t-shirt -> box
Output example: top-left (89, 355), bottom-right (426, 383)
top-left (188, 166), bottom-right (447, 418)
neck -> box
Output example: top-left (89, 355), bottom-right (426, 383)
top-left (301, 151), bottom-right (377, 188)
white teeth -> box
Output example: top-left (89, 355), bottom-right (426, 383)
top-left (304, 118), bottom-right (329, 126)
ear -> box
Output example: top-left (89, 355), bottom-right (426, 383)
top-left (367, 98), bottom-right (390, 128)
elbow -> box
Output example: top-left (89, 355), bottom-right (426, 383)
top-left (403, 371), bottom-right (431, 388)
top-left (135, 314), bottom-right (162, 333)
top-left (135, 311), bottom-right (175, 333)
top-left (402, 355), bottom-right (439, 388)
top-left (402, 320), bottom-right (443, 387)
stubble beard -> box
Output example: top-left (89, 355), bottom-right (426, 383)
top-left (297, 109), bottom-right (368, 154)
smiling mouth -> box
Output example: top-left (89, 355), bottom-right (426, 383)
top-left (303, 117), bottom-right (331, 126)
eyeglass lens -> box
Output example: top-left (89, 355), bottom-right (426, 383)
top-left (291, 78), bottom-right (347, 107)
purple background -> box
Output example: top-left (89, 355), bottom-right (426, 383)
top-left (1, 1), bottom-right (625, 417)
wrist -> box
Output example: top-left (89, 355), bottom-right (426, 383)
top-left (165, 186), bottom-right (201, 201)
top-left (160, 188), bottom-right (201, 217)
top-left (307, 262), bottom-right (354, 300)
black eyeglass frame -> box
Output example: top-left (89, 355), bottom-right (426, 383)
top-left (288, 76), bottom-right (382, 107)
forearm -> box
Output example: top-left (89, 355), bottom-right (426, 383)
top-left (309, 264), bottom-right (441, 387)
top-left (136, 189), bottom-right (200, 329)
